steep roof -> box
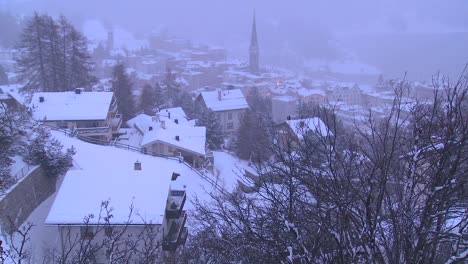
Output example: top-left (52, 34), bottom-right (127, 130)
top-left (199, 89), bottom-right (249, 112)
top-left (127, 108), bottom-right (205, 156)
top-left (30, 91), bottom-right (114, 121)
top-left (285, 117), bottom-right (330, 140)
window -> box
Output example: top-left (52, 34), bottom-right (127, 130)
top-left (227, 112), bottom-right (233, 120)
top-left (80, 226), bottom-right (94, 240)
top-left (168, 145), bottom-right (173, 152)
top-left (227, 122), bottom-right (234, 130)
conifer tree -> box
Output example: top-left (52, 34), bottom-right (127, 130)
top-left (140, 83), bottom-right (156, 115)
top-left (196, 109), bottom-right (224, 150)
top-left (0, 64), bottom-right (8, 85)
top-left (16, 13), bottom-right (94, 92)
top-left (112, 63), bottom-right (135, 122)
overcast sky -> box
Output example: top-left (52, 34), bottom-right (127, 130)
top-left (2, 0), bottom-right (468, 80)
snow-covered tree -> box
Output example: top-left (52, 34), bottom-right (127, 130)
top-left (140, 83), bottom-right (157, 115)
top-left (16, 13), bottom-right (94, 92)
top-left (196, 109), bottom-right (224, 150)
top-left (0, 64), bottom-right (8, 85)
top-left (111, 63), bottom-right (135, 122)
top-left (186, 70), bottom-right (468, 264)
top-left (24, 126), bottom-right (75, 178)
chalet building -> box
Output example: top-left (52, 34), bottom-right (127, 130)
top-left (276, 117), bottom-right (330, 152)
top-left (45, 160), bottom-right (189, 262)
top-left (196, 89), bottom-right (249, 133)
top-left (327, 83), bottom-right (364, 106)
top-left (126, 107), bottom-right (206, 167)
top-left (29, 89), bottom-right (122, 142)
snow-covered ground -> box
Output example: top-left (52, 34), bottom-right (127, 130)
top-left (212, 151), bottom-right (258, 192)
top-left (2, 131), bottom-right (256, 263)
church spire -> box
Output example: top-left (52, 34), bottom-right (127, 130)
top-left (249, 10), bottom-right (260, 74)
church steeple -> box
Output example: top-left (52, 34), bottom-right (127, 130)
top-left (249, 10), bottom-right (260, 74)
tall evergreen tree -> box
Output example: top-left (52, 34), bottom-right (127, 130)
top-left (236, 109), bottom-right (272, 162)
top-left (153, 81), bottom-right (165, 109)
top-left (140, 83), bottom-right (156, 115)
top-left (112, 63), bottom-right (135, 122)
top-left (196, 109), bottom-right (224, 150)
top-left (173, 91), bottom-right (195, 118)
top-left (16, 13), bottom-right (94, 92)
top-left (0, 64), bottom-right (8, 85)
top-left (163, 66), bottom-right (181, 107)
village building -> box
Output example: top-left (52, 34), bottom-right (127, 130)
top-left (125, 107), bottom-right (206, 167)
top-left (196, 89), bottom-right (249, 133)
top-left (29, 89), bottom-right (122, 142)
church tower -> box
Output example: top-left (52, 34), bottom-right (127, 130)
top-left (249, 11), bottom-right (260, 74)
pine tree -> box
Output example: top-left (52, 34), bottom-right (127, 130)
top-left (24, 126), bottom-right (75, 177)
top-left (163, 66), bottom-right (181, 107)
top-left (16, 13), bottom-right (94, 92)
top-left (196, 109), bottom-right (224, 150)
top-left (0, 64), bottom-right (8, 85)
top-left (112, 63), bottom-right (135, 122)
top-left (236, 109), bottom-right (272, 162)
top-left (0, 103), bottom-right (14, 189)
top-left (140, 83), bottom-right (156, 115)
top-left (173, 91), bottom-right (195, 118)
top-left (153, 81), bottom-right (165, 109)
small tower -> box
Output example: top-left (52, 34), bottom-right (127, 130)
top-left (249, 11), bottom-right (260, 74)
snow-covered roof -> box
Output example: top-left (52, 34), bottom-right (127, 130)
top-left (127, 108), bottom-right (205, 156)
top-left (141, 125), bottom-right (206, 156)
top-left (285, 117), bottom-right (330, 139)
top-left (200, 89), bottom-right (249, 112)
top-left (30, 91), bottom-right (114, 121)
top-left (45, 133), bottom-right (198, 226)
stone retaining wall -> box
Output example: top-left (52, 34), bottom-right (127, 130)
top-left (0, 166), bottom-right (56, 235)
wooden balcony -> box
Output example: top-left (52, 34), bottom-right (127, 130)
top-left (162, 211), bottom-right (187, 251)
top-left (165, 190), bottom-right (186, 219)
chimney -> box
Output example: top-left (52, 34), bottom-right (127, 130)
top-left (152, 113), bottom-right (160, 122)
top-left (175, 135), bottom-right (180, 141)
top-left (287, 115), bottom-right (291, 120)
top-left (75, 88), bottom-right (82, 94)
top-left (148, 126), bottom-right (153, 131)
top-left (174, 119), bottom-right (178, 124)
top-left (39, 96), bottom-right (45, 103)
top-left (134, 160), bottom-right (142, 170)
top-left (217, 89), bottom-right (222, 101)
top-left (161, 120), bottom-right (166, 129)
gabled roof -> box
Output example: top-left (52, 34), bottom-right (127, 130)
top-left (199, 89), bottom-right (249, 112)
top-left (127, 108), bottom-right (205, 156)
top-left (45, 134), bottom-right (197, 226)
top-left (30, 91), bottom-right (114, 121)
top-left (284, 117), bottom-right (330, 140)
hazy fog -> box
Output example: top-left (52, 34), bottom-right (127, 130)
top-left (2, 0), bottom-right (468, 81)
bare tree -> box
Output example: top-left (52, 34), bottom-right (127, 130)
top-left (185, 69), bottom-right (468, 264)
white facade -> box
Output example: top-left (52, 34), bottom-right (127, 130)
top-left (272, 95), bottom-right (298, 124)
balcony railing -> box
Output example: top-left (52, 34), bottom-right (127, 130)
top-left (162, 211), bottom-right (187, 251)
top-left (165, 190), bottom-right (187, 219)
top-left (75, 125), bottom-right (111, 136)
top-left (111, 114), bottom-right (122, 131)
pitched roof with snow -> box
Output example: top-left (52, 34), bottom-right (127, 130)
top-left (285, 117), bottom-right (330, 140)
top-left (30, 91), bottom-right (114, 121)
top-left (200, 89), bottom-right (249, 112)
top-left (45, 133), bottom-right (198, 225)
top-left (127, 108), bottom-right (205, 156)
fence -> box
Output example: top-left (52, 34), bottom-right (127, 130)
top-left (12, 164), bottom-right (33, 182)
top-left (44, 124), bottom-right (226, 194)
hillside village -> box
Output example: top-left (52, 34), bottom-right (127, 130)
top-left (0, 9), bottom-right (467, 264)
